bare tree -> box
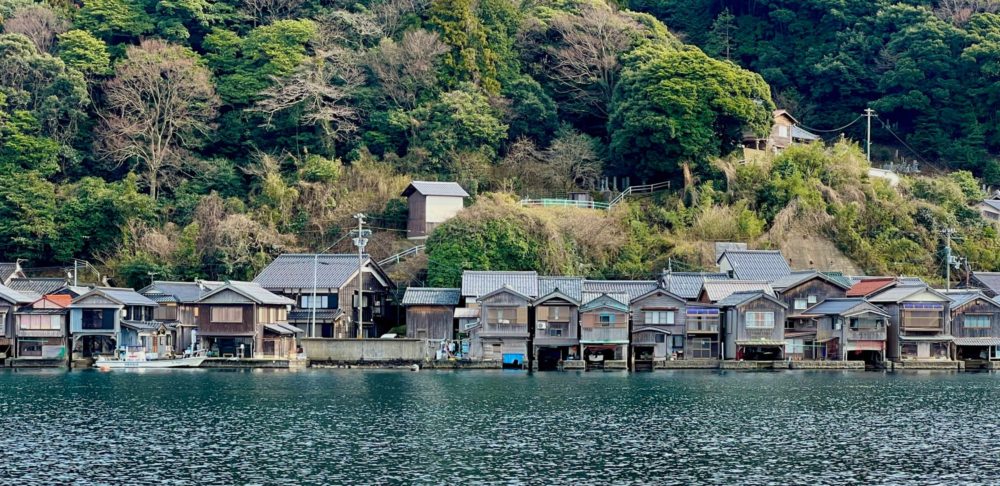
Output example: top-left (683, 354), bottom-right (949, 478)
top-left (547, 4), bottom-right (640, 117)
top-left (315, 10), bottom-right (384, 49)
top-left (545, 129), bottom-right (603, 191)
top-left (2, 4), bottom-right (68, 53)
top-left (369, 0), bottom-right (430, 38)
top-left (253, 47), bottom-right (363, 156)
top-left (368, 29), bottom-right (448, 109)
top-left (241, 0), bottom-right (304, 25)
top-left (934, 0), bottom-right (1000, 25)
top-left (98, 40), bottom-right (219, 200)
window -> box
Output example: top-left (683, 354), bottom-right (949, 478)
top-left (599, 313), bottom-right (614, 326)
top-left (745, 312), bottom-right (775, 329)
top-left (81, 309), bottom-right (111, 330)
top-left (211, 307), bottom-right (243, 323)
top-left (672, 335), bottom-right (684, 348)
top-left (18, 315), bottom-right (61, 330)
top-left (807, 295), bottom-right (818, 304)
top-left (547, 327), bottom-right (563, 337)
top-left (778, 125), bottom-right (789, 137)
top-left (549, 306), bottom-right (570, 321)
top-left (965, 315), bottom-right (991, 329)
top-left (834, 318), bottom-right (844, 330)
top-left (645, 311), bottom-right (675, 325)
top-left (654, 333), bottom-right (666, 343)
top-left (794, 299), bottom-right (808, 310)
top-left (301, 295), bottom-right (328, 309)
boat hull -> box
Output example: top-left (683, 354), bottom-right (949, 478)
top-left (95, 357), bottom-right (207, 369)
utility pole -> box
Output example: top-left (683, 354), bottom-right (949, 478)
top-left (352, 213), bottom-right (369, 339)
top-left (864, 108), bottom-right (876, 163)
top-left (941, 228), bottom-right (955, 290)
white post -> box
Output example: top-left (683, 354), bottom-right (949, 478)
top-left (353, 213), bottom-right (367, 339)
top-left (864, 108), bottom-right (875, 163)
top-left (311, 253), bottom-right (318, 338)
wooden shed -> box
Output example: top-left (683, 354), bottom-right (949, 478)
top-left (401, 181), bottom-right (469, 239)
top-left (403, 287), bottom-right (460, 341)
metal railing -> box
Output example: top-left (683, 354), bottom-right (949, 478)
top-left (846, 328), bottom-right (887, 341)
top-left (378, 245), bottom-right (425, 267)
top-left (481, 322), bottom-right (529, 336)
top-left (607, 181), bottom-right (672, 208)
top-left (581, 327), bottom-right (629, 342)
top-left (518, 199), bottom-right (610, 210)
top-left (687, 321), bottom-right (720, 333)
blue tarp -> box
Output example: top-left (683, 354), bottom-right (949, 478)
top-left (502, 354), bottom-right (525, 365)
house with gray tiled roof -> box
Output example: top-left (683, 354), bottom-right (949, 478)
top-left (69, 287), bottom-right (160, 360)
top-left (0, 283), bottom-right (32, 358)
top-left (968, 271), bottom-right (1000, 297)
top-left (533, 277), bottom-right (584, 369)
top-left (403, 288), bottom-right (461, 341)
top-left (6, 278), bottom-right (67, 301)
top-left (461, 271), bottom-right (538, 299)
top-left (866, 284), bottom-right (953, 362)
top-left (940, 289), bottom-right (1000, 363)
top-left (717, 249), bottom-right (791, 282)
top-left (799, 298), bottom-right (890, 363)
top-left (402, 181), bottom-right (469, 238)
top-left (195, 281), bottom-right (299, 359)
top-left (698, 280), bottom-right (775, 303)
top-left (579, 293), bottom-right (631, 367)
top-left (140, 280), bottom-right (223, 353)
top-left (254, 253), bottom-right (393, 339)
top-left (718, 291), bottom-right (788, 360)
top-left (659, 271), bottom-right (730, 301)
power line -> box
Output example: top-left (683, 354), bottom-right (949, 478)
top-left (797, 115), bottom-right (864, 134)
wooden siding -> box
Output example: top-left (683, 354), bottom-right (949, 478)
top-left (779, 278), bottom-right (846, 317)
top-left (196, 303), bottom-right (254, 335)
top-left (405, 305), bottom-right (454, 340)
top-left (407, 193), bottom-right (427, 237)
top-left (952, 299), bottom-right (1000, 338)
top-left (534, 302), bottom-right (579, 344)
top-left (338, 272), bottom-right (389, 328)
top-left (723, 298), bottom-right (786, 359)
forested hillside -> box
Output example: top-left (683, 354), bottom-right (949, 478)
top-left (1, 0), bottom-right (999, 287)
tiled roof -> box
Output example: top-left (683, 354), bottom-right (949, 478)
top-left (461, 271), bottom-right (538, 298)
top-left (287, 309), bottom-right (344, 322)
top-left (771, 271), bottom-right (849, 292)
top-left (7, 278), bottom-right (66, 296)
top-left (980, 200), bottom-right (1000, 211)
top-left (582, 280), bottom-right (657, 301)
top-left (140, 281), bottom-right (222, 304)
top-left (401, 181), bottom-right (470, 198)
top-left (971, 272), bottom-right (1000, 296)
top-left (866, 285), bottom-right (940, 303)
top-left (86, 288), bottom-right (158, 307)
top-left (582, 291), bottom-right (630, 306)
top-left (714, 242), bottom-right (747, 262)
top-left (846, 277), bottom-right (897, 297)
top-left (941, 290), bottom-right (998, 310)
top-left (802, 298), bottom-right (888, 317)
top-left (700, 281), bottom-right (774, 303)
top-left (537, 276), bottom-right (584, 301)
top-left (402, 287), bottom-right (461, 306)
top-left (580, 293), bottom-right (629, 311)
top-left (661, 272), bottom-right (730, 300)
top-left (718, 250), bottom-right (791, 281)
top-left (120, 320), bottom-right (161, 331)
top-left (0, 284), bottom-right (31, 304)
top-left (716, 291), bottom-right (785, 308)
top-left (254, 254), bottom-right (373, 290)
top-left (201, 281), bottom-right (295, 306)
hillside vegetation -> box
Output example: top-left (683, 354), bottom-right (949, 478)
top-left (0, 0), bottom-right (998, 287)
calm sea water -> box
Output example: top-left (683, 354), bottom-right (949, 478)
top-left (1, 369), bottom-right (999, 484)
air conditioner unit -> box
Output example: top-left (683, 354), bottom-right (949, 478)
top-left (499, 319), bottom-right (510, 324)
top-left (538, 321), bottom-right (547, 330)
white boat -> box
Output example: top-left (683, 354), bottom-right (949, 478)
top-left (95, 347), bottom-right (207, 369)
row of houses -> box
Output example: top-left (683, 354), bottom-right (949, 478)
top-left (403, 250), bottom-right (1000, 370)
top-left (0, 255), bottom-right (396, 365)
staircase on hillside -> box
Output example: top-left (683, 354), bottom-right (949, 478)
top-left (519, 180), bottom-right (672, 210)
top-left (378, 245), bottom-right (425, 268)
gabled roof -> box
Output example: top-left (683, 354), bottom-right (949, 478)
top-left (0, 262), bottom-right (24, 284)
top-left (461, 271), bottom-right (538, 298)
top-left (714, 242), bottom-right (747, 262)
top-left (632, 286), bottom-right (686, 306)
top-left (402, 287), bottom-right (461, 306)
top-left (582, 291), bottom-right (630, 306)
top-left (73, 287), bottom-right (158, 307)
top-left (700, 281), bottom-right (774, 303)
top-left (660, 272), bottom-right (730, 300)
top-left (939, 290), bottom-right (1000, 311)
top-left (846, 277), bottom-right (898, 297)
top-left (478, 284), bottom-right (532, 302)
top-left (979, 200), bottom-right (1000, 212)
top-left (582, 280), bottom-right (657, 301)
top-left (253, 254), bottom-right (391, 290)
top-left (771, 271), bottom-right (850, 292)
top-left (801, 298), bottom-right (890, 318)
top-left (537, 276), bottom-right (583, 302)
top-left (716, 291), bottom-right (787, 309)
top-left (401, 181), bottom-right (470, 198)
top-left (717, 250), bottom-right (791, 281)
top-left (791, 125), bottom-right (820, 141)
top-left (580, 293), bottom-right (629, 312)
top-left (0, 284), bottom-right (31, 305)
top-left (7, 278), bottom-right (66, 296)
top-left (867, 285), bottom-right (949, 304)
top-left (140, 280), bottom-right (223, 304)
top-left (971, 272), bottom-right (1000, 296)
top-left (199, 281), bottom-right (294, 306)
top-left (533, 288), bottom-right (580, 306)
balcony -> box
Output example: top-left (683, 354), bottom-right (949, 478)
top-left (900, 318), bottom-right (944, 331)
top-left (481, 322), bottom-right (528, 337)
top-left (846, 328), bottom-right (886, 341)
top-left (581, 327), bottom-right (628, 343)
top-left (687, 320), bottom-right (719, 334)
top-left (534, 323), bottom-right (576, 342)
top-left (199, 321), bottom-right (255, 336)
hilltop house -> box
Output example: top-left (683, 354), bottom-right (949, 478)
top-left (140, 280), bottom-right (222, 353)
top-left (719, 291), bottom-right (788, 360)
top-left (801, 298), bottom-right (890, 364)
top-left (401, 181), bottom-right (469, 239)
top-left (742, 109), bottom-right (821, 155)
top-left (460, 271), bottom-right (537, 367)
top-left (14, 294), bottom-right (71, 364)
top-left (0, 284), bottom-right (32, 359)
top-left (195, 281), bottom-right (298, 359)
top-left (968, 271), bottom-right (1000, 298)
top-left (976, 199), bottom-right (1000, 223)
top-left (254, 254), bottom-right (394, 339)
top-left (402, 287), bottom-right (461, 341)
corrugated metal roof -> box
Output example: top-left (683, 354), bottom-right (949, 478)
top-left (402, 181), bottom-right (470, 198)
top-left (7, 278), bottom-right (66, 295)
top-left (716, 291), bottom-right (785, 308)
top-left (0, 284), bottom-right (31, 304)
top-left (254, 254), bottom-right (372, 290)
top-left (199, 281), bottom-right (294, 305)
top-left (140, 281), bottom-right (222, 304)
top-left (791, 125), bottom-right (820, 141)
top-left (402, 287), bottom-right (461, 306)
top-left (700, 281), bottom-right (774, 302)
top-left (661, 272), bottom-right (730, 300)
top-left (582, 280), bottom-right (657, 300)
top-left (846, 278), bottom-right (897, 297)
top-left (95, 288), bottom-right (158, 307)
top-left (866, 286), bottom-right (932, 303)
top-left (954, 337), bottom-right (1000, 346)
top-left (461, 271), bottom-right (538, 298)
top-left (718, 250), bottom-right (791, 281)
top-left (538, 276), bottom-right (583, 301)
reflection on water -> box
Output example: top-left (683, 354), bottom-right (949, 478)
top-left (1, 369), bottom-right (999, 484)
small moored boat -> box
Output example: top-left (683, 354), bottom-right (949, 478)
top-left (95, 347), bottom-right (207, 369)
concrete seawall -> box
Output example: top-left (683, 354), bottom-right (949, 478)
top-left (302, 338), bottom-right (429, 363)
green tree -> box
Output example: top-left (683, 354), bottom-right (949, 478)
top-left (407, 85), bottom-right (508, 172)
top-left (76, 0), bottom-right (154, 42)
top-left (56, 29), bottom-right (111, 76)
top-left (428, 0), bottom-right (499, 92)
